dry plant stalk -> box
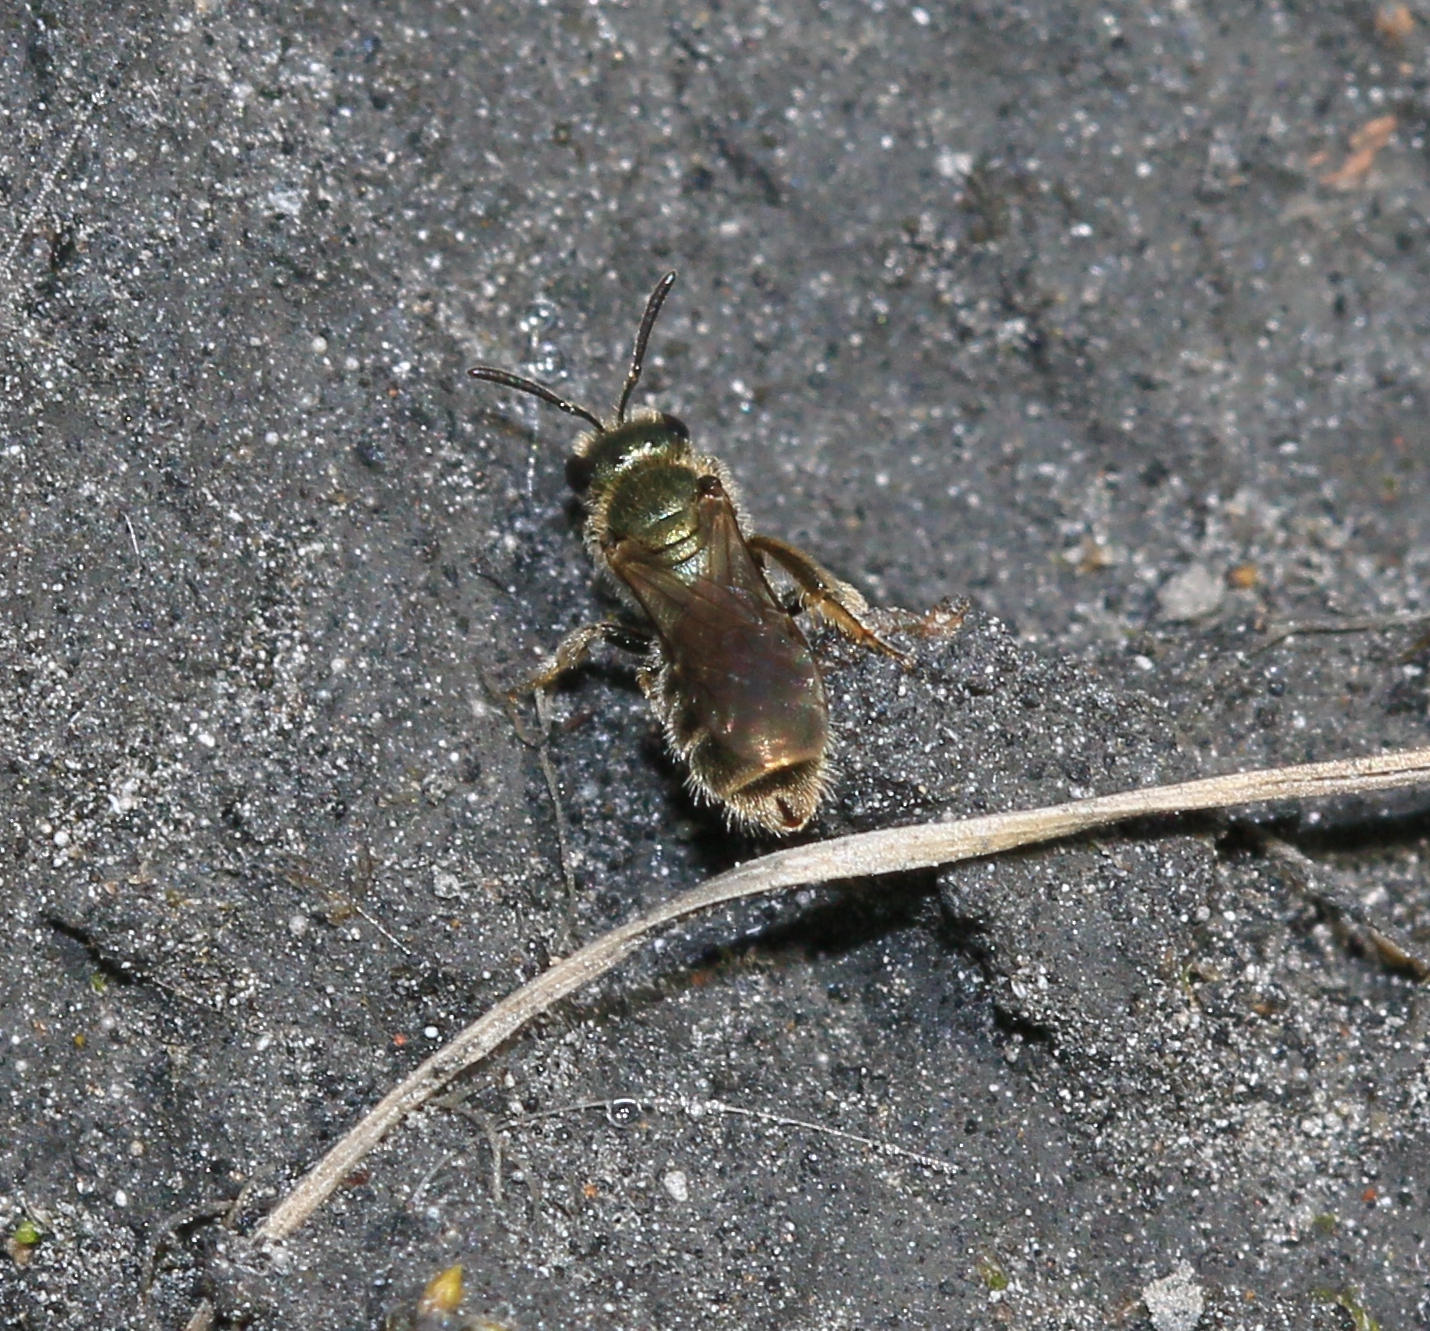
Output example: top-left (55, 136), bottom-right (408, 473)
top-left (251, 745), bottom-right (1430, 1246)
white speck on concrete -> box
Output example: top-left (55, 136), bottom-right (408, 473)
top-left (1158, 563), bottom-right (1224, 621)
top-left (1143, 1261), bottom-right (1204, 1331)
top-left (937, 148), bottom-right (973, 179)
top-left (266, 186), bottom-right (306, 217)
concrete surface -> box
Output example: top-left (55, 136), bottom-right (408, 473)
top-left (2, 1), bottom-right (1429, 1327)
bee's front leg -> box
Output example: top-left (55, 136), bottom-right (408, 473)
top-left (747, 534), bottom-right (909, 664)
top-left (511, 621), bottom-right (654, 696)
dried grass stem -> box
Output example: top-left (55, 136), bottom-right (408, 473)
top-left (251, 745), bottom-right (1430, 1245)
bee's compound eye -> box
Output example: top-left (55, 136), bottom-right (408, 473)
top-left (660, 413), bottom-right (690, 440)
top-left (565, 453), bottom-right (595, 491)
top-left (697, 474), bottom-right (723, 497)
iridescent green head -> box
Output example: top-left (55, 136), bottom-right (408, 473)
top-left (565, 412), bottom-right (691, 497)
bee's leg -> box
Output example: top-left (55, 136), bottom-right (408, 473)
top-left (512, 622), bottom-right (654, 696)
top-left (747, 534), bottom-right (909, 663)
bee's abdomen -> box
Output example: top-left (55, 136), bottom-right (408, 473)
top-left (673, 676), bottom-right (829, 833)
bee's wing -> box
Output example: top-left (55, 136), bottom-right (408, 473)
top-left (611, 492), bottom-right (786, 652)
top-left (612, 494), bottom-right (824, 759)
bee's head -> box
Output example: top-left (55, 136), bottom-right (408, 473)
top-left (566, 412), bottom-right (690, 494)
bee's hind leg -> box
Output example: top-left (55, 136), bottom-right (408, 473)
top-left (512, 621), bottom-right (654, 696)
top-left (747, 534), bottom-right (909, 663)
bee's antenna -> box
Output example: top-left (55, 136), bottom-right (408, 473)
top-left (615, 271), bottom-right (677, 425)
top-left (467, 365), bottom-right (605, 432)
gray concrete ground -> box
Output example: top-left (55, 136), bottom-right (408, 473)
top-left (2, 2), bottom-right (1429, 1327)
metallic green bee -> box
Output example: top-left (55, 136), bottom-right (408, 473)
top-left (470, 272), bottom-right (901, 834)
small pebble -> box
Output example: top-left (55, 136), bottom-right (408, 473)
top-left (1158, 563), bottom-right (1224, 622)
top-left (1143, 1261), bottom-right (1204, 1331)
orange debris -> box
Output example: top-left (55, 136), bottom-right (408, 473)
top-left (1375, 4), bottom-right (1415, 43)
top-left (1320, 115), bottom-right (1397, 190)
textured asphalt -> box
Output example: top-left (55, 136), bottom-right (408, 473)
top-left (2, 3), bottom-right (1429, 1328)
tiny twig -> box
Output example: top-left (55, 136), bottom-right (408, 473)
top-left (533, 688), bottom-right (579, 918)
top-left (348, 899), bottom-right (412, 956)
top-left (1254, 832), bottom-right (1430, 980)
top-left (697, 1097), bottom-right (959, 1177)
top-left (486, 1116), bottom-right (504, 1205)
top-left (1254, 612), bottom-right (1430, 655)
top-left (138, 1198), bottom-right (234, 1299)
top-left (432, 1091), bottom-right (506, 1203)
top-left (349, 839), bottom-right (410, 952)
top-left (493, 1094), bottom-right (959, 1179)
top-left (482, 674), bottom-right (578, 947)
top-left (407, 1154), bottom-right (454, 1211)
top-left (284, 853), bottom-right (411, 956)
top-left (0, 83), bottom-right (106, 325)
top-left (246, 745), bottom-right (1430, 1245)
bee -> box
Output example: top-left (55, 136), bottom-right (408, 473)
top-left (470, 272), bottom-right (903, 834)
